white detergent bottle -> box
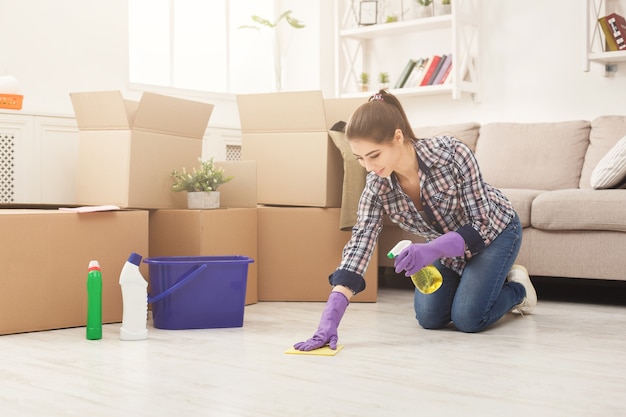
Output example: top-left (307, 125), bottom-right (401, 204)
top-left (119, 252), bottom-right (148, 341)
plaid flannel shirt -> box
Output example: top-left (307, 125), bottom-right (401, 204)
top-left (329, 135), bottom-right (516, 294)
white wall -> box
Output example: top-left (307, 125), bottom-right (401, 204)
top-left (0, 0), bottom-right (129, 116)
top-left (402, 0), bottom-right (626, 126)
top-left (1, 0), bottom-right (626, 127)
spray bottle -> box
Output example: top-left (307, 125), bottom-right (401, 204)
top-left (119, 252), bottom-right (148, 341)
top-left (387, 240), bottom-right (443, 294)
top-left (86, 260), bottom-right (103, 340)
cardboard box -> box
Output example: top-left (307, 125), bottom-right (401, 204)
top-left (70, 91), bottom-right (214, 209)
top-left (0, 209), bottom-right (149, 335)
top-left (257, 206), bottom-right (377, 302)
top-left (214, 161), bottom-right (257, 208)
top-left (148, 208), bottom-right (258, 305)
top-left (237, 91), bottom-right (364, 207)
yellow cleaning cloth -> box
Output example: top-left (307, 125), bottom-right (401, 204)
top-left (285, 345), bottom-right (344, 356)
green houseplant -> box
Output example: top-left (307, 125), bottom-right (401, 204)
top-left (239, 10), bottom-right (305, 91)
top-left (379, 72), bottom-right (390, 89)
top-left (413, 0), bottom-right (434, 18)
top-left (170, 158), bottom-right (233, 209)
top-left (360, 72), bottom-right (369, 91)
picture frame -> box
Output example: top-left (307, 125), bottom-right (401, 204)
top-left (359, 1), bottom-right (378, 26)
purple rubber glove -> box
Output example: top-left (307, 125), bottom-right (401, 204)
top-left (293, 291), bottom-right (349, 351)
top-left (394, 232), bottom-right (465, 276)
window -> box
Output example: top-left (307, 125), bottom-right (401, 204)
top-left (129, 0), bottom-right (319, 94)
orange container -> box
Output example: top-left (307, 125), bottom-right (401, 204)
top-left (0, 94), bottom-right (23, 110)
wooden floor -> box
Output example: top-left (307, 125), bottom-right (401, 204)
top-left (1, 277), bottom-right (625, 417)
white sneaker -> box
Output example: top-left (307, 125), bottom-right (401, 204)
top-left (507, 265), bottom-right (537, 315)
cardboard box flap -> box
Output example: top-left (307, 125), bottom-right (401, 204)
top-left (124, 99), bottom-right (139, 127)
top-left (134, 92), bottom-right (214, 139)
top-left (70, 91), bottom-right (131, 130)
top-left (323, 97), bottom-right (365, 130)
top-left (237, 90), bottom-right (327, 133)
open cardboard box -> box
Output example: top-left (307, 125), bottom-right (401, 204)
top-left (70, 91), bottom-right (214, 209)
top-left (237, 91), bottom-right (364, 208)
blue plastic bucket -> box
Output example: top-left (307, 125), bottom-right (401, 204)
top-left (144, 256), bottom-right (254, 330)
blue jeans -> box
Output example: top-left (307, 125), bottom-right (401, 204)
top-left (414, 214), bottom-right (526, 333)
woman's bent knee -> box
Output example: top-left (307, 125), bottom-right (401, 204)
top-left (451, 312), bottom-right (487, 333)
top-left (415, 313), bottom-right (450, 330)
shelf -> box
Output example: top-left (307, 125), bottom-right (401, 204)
top-left (340, 15), bottom-right (453, 40)
top-left (588, 50), bottom-right (626, 64)
top-left (584, 0), bottom-right (626, 72)
top-left (335, 0), bottom-right (480, 100)
top-left (342, 84), bottom-right (455, 99)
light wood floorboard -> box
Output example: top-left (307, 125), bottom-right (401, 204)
top-left (1, 282), bottom-right (625, 417)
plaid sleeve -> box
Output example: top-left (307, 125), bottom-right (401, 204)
top-left (452, 139), bottom-right (514, 254)
top-left (329, 177), bottom-right (384, 294)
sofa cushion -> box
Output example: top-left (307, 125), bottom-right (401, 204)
top-left (499, 188), bottom-right (544, 228)
top-left (414, 122), bottom-right (480, 152)
top-left (580, 115), bottom-right (626, 189)
top-left (475, 121), bottom-right (590, 190)
top-left (590, 136), bottom-right (626, 189)
top-left (328, 122), bottom-right (367, 230)
top-left (531, 189), bottom-right (626, 232)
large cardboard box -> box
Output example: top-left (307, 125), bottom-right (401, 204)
top-left (0, 209), bottom-right (149, 335)
top-left (237, 91), bottom-right (364, 207)
top-left (148, 208), bottom-right (258, 305)
top-left (257, 206), bottom-right (377, 302)
top-left (70, 91), bottom-right (214, 209)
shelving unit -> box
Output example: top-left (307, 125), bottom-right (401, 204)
top-left (584, 0), bottom-right (626, 73)
top-left (335, 0), bottom-right (480, 100)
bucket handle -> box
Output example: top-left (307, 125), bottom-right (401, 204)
top-left (148, 263), bottom-right (208, 304)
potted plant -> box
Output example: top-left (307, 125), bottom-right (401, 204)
top-left (413, 0), bottom-right (434, 18)
top-left (436, 0), bottom-right (451, 16)
top-left (360, 72), bottom-right (369, 92)
top-left (239, 10), bottom-right (305, 91)
top-left (379, 72), bottom-right (390, 89)
top-left (170, 158), bottom-right (233, 209)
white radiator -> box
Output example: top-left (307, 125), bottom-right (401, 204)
top-left (0, 133), bottom-right (15, 203)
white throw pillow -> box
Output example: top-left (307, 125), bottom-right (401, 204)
top-left (590, 136), bottom-right (626, 189)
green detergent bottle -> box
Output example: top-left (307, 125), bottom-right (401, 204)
top-left (387, 240), bottom-right (443, 294)
top-left (86, 260), bottom-right (103, 340)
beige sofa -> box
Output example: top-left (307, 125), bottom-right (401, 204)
top-left (370, 117), bottom-right (626, 282)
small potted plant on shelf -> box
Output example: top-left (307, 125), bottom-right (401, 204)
top-left (170, 157), bottom-right (233, 209)
top-left (413, 0), bottom-right (434, 19)
top-left (360, 72), bottom-right (370, 91)
top-left (379, 72), bottom-right (390, 89)
top-left (436, 0), bottom-right (451, 16)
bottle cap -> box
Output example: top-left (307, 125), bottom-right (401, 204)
top-left (88, 260), bottom-right (101, 271)
top-left (387, 240), bottom-right (412, 258)
top-left (128, 252), bottom-right (142, 266)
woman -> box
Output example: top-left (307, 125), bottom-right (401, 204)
top-left (294, 90), bottom-right (536, 351)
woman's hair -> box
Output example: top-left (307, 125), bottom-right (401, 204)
top-left (345, 89), bottom-right (417, 145)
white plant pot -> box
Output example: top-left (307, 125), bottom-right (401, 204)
top-left (187, 191), bottom-right (220, 209)
top-left (412, 3), bottom-right (434, 19)
top-left (434, 3), bottom-right (451, 16)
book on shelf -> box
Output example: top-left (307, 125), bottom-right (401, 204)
top-left (598, 13), bottom-right (626, 51)
top-left (439, 61), bottom-right (453, 84)
top-left (426, 54), bottom-right (448, 85)
top-left (394, 59), bottom-right (417, 88)
top-left (419, 55), bottom-right (442, 86)
top-left (431, 54), bottom-right (452, 85)
top-left (407, 57), bottom-right (430, 87)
